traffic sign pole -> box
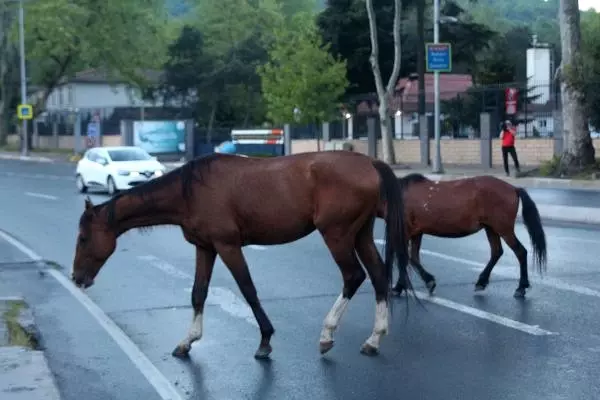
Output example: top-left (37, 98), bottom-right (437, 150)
top-left (18, 0), bottom-right (28, 157)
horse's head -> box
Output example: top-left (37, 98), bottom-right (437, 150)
top-left (71, 197), bottom-right (116, 289)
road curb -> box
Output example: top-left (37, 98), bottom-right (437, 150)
top-left (394, 171), bottom-right (600, 192)
top-left (535, 204), bottom-right (600, 225)
top-left (0, 153), bottom-right (55, 163)
top-left (0, 297), bottom-right (62, 400)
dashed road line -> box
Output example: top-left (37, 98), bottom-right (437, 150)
top-left (25, 191), bottom-right (58, 200)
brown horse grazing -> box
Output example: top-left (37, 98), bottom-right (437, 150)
top-left (379, 173), bottom-right (547, 299)
top-left (71, 151), bottom-right (415, 359)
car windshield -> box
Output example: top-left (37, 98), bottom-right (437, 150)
top-left (107, 148), bottom-right (152, 162)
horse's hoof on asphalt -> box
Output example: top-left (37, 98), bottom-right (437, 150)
top-left (426, 280), bottom-right (437, 295)
top-left (171, 344), bottom-right (191, 358)
top-left (360, 343), bottom-right (379, 356)
top-left (319, 340), bottom-right (334, 354)
top-left (254, 345), bottom-right (272, 360)
top-left (474, 284), bottom-right (486, 292)
top-left (513, 288), bottom-right (526, 298)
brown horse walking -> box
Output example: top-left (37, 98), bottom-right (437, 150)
top-left (71, 151), bottom-right (414, 359)
top-left (381, 173), bottom-right (547, 298)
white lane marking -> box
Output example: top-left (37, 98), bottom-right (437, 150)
top-left (0, 296), bottom-right (26, 302)
top-left (414, 246), bottom-right (600, 299)
top-left (550, 236), bottom-right (600, 245)
top-left (0, 230), bottom-right (184, 400)
top-left (247, 245), bottom-right (267, 250)
top-left (137, 255), bottom-right (191, 280)
top-left (414, 290), bottom-right (557, 336)
top-left (25, 191), bottom-right (58, 200)
top-left (0, 172), bottom-right (72, 181)
top-left (139, 255), bottom-right (258, 327)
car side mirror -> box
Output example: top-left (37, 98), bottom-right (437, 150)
top-left (151, 156), bottom-right (157, 161)
top-left (97, 157), bottom-right (108, 166)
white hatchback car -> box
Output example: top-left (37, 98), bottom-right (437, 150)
top-left (75, 146), bottom-right (167, 195)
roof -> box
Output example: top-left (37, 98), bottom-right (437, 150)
top-left (57, 68), bottom-right (163, 86)
top-left (356, 74), bottom-right (473, 115)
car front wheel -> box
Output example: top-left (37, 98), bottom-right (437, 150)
top-left (76, 174), bottom-right (88, 193)
top-left (107, 176), bottom-right (117, 196)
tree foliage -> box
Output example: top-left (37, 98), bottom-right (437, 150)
top-left (258, 12), bottom-right (348, 125)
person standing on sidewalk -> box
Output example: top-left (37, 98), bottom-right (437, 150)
top-left (500, 120), bottom-right (520, 176)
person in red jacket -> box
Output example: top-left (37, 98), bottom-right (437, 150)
top-left (500, 120), bottom-right (520, 176)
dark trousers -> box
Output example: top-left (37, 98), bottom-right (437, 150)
top-left (502, 145), bottom-right (520, 175)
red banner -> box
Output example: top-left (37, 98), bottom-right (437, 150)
top-left (505, 88), bottom-right (518, 115)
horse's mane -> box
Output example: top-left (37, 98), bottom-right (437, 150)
top-left (397, 172), bottom-right (430, 189)
top-left (94, 153), bottom-right (222, 230)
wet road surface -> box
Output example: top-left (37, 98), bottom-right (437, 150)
top-left (1, 158), bottom-right (600, 400)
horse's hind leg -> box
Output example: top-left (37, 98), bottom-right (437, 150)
top-left (474, 227), bottom-right (504, 292)
top-left (318, 227), bottom-right (366, 355)
top-left (500, 231), bottom-right (529, 298)
top-left (354, 221), bottom-right (391, 356)
top-left (214, 242), bottom-right (275, 359)
top-left (172, 246), bottom-right (217, 358)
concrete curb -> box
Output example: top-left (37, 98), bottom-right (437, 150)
top-left (0, 297), bottom-right (62, 400)
top-left (535, 204), bottom-right (600, 225)
top-left (395, 171), bottom-right (600, 192)
top-left (0, 153), bottom-right (55, 163)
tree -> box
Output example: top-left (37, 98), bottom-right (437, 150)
top-left (258, 12), bottom-right (348, 125)
top-left (559, 0), bottom-right (595, 169)
top-left (0, 2), bottom-right (17, 145)
top-left (576, 10), bottom-right (600, 131)
top-left (365, 0), bottom-right (402, 163)
top-left (20, 0), bottom-right (169, 115)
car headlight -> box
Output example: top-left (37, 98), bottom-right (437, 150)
top-left (117, 170), bottom-right (130, 176)
top-left (154, 170), bottom-right (164, 177)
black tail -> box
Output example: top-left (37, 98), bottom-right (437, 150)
top-left (372, 160), bottom-right (415, 305)
top-left (517, 187), bottom-right (547, 274)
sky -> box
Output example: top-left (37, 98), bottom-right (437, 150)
top-left (579, 0), bottom-right (599, 11)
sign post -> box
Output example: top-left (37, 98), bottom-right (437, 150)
top-left (426, 42), bottom-right (452, 174)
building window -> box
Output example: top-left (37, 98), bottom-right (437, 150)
top-left (58, 87), bottom-right (64, 106)
top-left (67, 85), bottom-right (74, 106)
top-left (538, 119), bottom-right (547, 128)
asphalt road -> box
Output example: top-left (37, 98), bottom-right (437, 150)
top-left (1, 158), bottom-right (600, 400)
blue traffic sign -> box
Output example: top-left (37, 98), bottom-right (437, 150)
top-left (426, 43), bottom-right (452, 72)
top-left (86, 122), bottom-right (100, 147)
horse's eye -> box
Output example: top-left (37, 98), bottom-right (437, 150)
top-left (78, 237), bottom-right (87, 244)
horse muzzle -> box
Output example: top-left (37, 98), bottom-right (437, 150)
top-left (71, 272), bottom-right (95, 289)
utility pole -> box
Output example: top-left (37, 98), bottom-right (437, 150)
top-left (18, 0), bottom-right (28, 156)
top-left (431, 0), bottom-right (443, 173)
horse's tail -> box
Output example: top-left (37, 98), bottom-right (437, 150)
top-left (371, 160), bottom-right (414, 303)
top-left (516, 187), bottom-right (548, 274)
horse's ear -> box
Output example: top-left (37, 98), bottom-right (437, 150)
top-left (84, 196), bottom-right (94, 211)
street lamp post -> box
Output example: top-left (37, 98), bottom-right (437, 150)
top-left (18, 0), bottom-right (28, 156)
top-left (432, 0), bottom-right (442, 173)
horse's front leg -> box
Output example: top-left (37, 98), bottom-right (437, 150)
top-left (172, 245), bottom-right (216, 358)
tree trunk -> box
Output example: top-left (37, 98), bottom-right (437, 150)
top-left (559, 0), bottom-right (595, 168)
top-left (365, 0), bottom-right (402, 164)
top-left (416, 0), bottom-right (426, 117)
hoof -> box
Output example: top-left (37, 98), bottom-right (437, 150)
top-left (171, 344), bottom-right (191, 358)
top-left (319, 340), bottom-right (334, 355)
top-left (426, 280), bottom-right (437, 295)
top-left (254, 344), bottom-right (272, 360)
top-left (360, 343), bottom-right (379, 356)
top-left (513, 288), bottom-right (527, 298)
top-left (474, 283), bottom-right (486, 292)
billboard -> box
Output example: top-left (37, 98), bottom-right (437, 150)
top-left (133, 120), bottom-right (186, 154)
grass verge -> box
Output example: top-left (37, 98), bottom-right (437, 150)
top-left (2, 300), bottom-right (37, 349)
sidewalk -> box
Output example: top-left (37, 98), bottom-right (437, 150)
top-left (0, 298), bottom-right (62, 400)
top-left (392, 163), bottom-right (600, 191)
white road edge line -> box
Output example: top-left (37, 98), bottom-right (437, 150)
top-left (0, 230), bottom-right (183, 400)
top-left (137, 255), bottom-right (258, 327)
top-left (413, 290), bottom-right (557, 336)
top-left (24, 191), bottom-right (58, 200)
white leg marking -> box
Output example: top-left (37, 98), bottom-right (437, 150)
top-left (179, 312), bottom-right (203, 348)
top-left (364, 300), bottom-right (389, 349)
top-left (319, 293), bottom-right (349, 343)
